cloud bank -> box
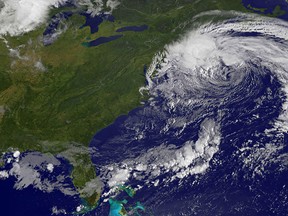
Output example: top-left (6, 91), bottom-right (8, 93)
top-left (0, 0), bottom-right (67, 36)
top-left (0, 0), bottom-right (121, 36)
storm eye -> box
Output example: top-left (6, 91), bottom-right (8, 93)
top-left (225, 72), bottom-right (231, 81)
top-left (220, 68), bottom-right (232, 81)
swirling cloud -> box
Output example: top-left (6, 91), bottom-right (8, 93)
top-left (150, 11), bottom-right (288, 133)
top-left (95, 12), bottom-right (288, 197)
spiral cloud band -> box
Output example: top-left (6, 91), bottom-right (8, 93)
top-left (95, 12), bottom-right (288, 197)
top-left (149, 11), bottom-right (288, 134)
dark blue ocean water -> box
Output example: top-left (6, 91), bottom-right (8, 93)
top-left (89, 57), bottom-right (288, 215)
top-left (1, 178), bottom-right (79, 216)
top-left (0, 156), bottom-right (83, 216)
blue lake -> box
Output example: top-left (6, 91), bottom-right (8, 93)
top-left (83, 35), bottom-right (123, 47)
top-left (43, 11), bottom-right (73, 36)
top-left (43, 11), bottom-right (73, 46)
top-left (80, 13), bottom-right (115, 34)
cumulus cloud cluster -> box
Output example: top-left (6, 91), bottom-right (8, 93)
top-left (78, 0), bottom-right (120, 16)
top-left (100, 118), bottom-right (221, 191)
top-left (1, 151), bottom-right (77, 196)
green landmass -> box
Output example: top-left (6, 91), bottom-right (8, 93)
top-left (271, 5), bottom-right (286, 17)
top-left (246, 3), bottom-right (267, 13)
top-left (0, 0), bottom-right (248, 206)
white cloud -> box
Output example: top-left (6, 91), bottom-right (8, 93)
top-left (149, 11), bottom-right (288, 133)
top-left (107, 167), bottom-right (131, 187)
top-left (77, 0), bottom-right (121, 16)
top-left (76, 205), bottom-right (84, 212)
top-left (79, 177), bottom-right (103, 197)
top-left (1, 151), bottom-right (77, 196)
top-left (51, 206), bottom-right (67, 215)
top-left (100, 118), bottom-right (221, 191)
top-left (0, 0), bottom-right (122, 36)
top-left (0, 0), bottom-right (66, 36)
top-left (0, 170), bottom-right (9, 179)
top-left (34, 60), bottom-right (47, 72)
top-left (13, 150), bottom-right (20, 158)
top-left (78, 0), bottom-right (103, 16)
top-left (144, 11), bottom-right (288, 184)
top-left (106, 0), bottom-right (120, 12)
top-left (100, 12), bottom-right (288, 197)
top-left (47, 163), bottom-right (54, 173)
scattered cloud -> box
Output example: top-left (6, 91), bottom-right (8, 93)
top-left (101, 118), bottom-right (221, 190)
top-left (1, 151), bottom-right (77, 196)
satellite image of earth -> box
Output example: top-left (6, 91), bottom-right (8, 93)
top-left (0, 0), bottom-right (288, 215)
